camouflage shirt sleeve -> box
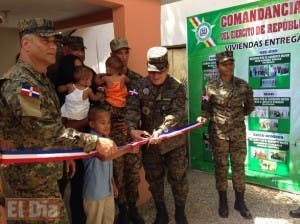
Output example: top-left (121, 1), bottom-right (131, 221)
top-left (126, 69), bottom-right (142, 90)
top-left (1, 79), bottom-right (98, 152)
top-left (243, 83), bottom-right (255, 116)
top-left (201, 83), bottom-right (212, 120)
top-left (125, 82), bottom-right (141, 131)
top-left (158, 83), bottom-right (187, 132)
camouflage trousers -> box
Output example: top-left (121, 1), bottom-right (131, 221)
top-left (110, 106), bottom-right (142, 205)
top-left (113, 154), bottom-right (142, 205)
top-left (1, 163), bottom-right (69, 224)
top-left (211, 137), bottom-right (246, 192)
top-left (141, 144), bottom-right (188, 206)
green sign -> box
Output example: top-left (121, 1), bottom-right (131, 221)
top-left (187, 0), bottom-right (300, 192)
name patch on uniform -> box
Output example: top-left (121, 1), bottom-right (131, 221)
top-left (21, 84), bottom-right (41, 99)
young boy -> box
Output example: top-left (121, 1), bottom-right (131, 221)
top-left (82, 106), bottom-right (118, 224)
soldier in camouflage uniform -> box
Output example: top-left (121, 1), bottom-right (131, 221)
top-left (47, 35), bottom-right (88, 224)
top-left (126, 47), bottom-right (188, 224)
top-left (62, 36), bottom-right (86, 62)
top-left (197, 51), bottom-right (254, 219)
top-left (0, 18), bottom-right (121, 224)
top-left (109, 38), bottom-right (144, 224)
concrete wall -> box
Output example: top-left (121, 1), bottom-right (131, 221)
top-left (0, 28), bottom-right (19, 74)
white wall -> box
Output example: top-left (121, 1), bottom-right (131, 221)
top-left (161, 0), bottom-right (258, 46)
top-left (0, 28), bottom-right (19, 74)
top-left (74, 23), bottom-right (114, 74)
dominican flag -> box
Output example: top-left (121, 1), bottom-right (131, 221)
top-left (21, 84), bottom-right (41, 99)
top-left (202, 94), bottom-right (209, 102)
top-left (129, 88), bottom-right (138, 96)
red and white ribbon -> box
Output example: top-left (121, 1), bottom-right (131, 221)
top-left (0, 121), bottom-right (203, 164)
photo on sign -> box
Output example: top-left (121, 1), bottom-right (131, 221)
top-left (259, 118), bottom-right (278, 131)
top-left (260, 160), bottom-right (277, 172)
top-left (250, 106), bottom-right (268, 118)
top-left (260, 77), bottom-right (276, 88)
top-left (269, 150), bottom-right (286, 162)
top-left (251, 147), bottom-right (267, 160)
top-left (269, 63), bottom-right (289, 77)
top-left (203, 69), bottom-right (219, 81)
top-left (269, 106), bottom-right (289, 119)
top-left (250, 65), bottom-right (268, 77)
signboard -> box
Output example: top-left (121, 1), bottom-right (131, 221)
top-left (187, 0), bottom-right (300, 192)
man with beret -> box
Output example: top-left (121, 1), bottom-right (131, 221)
top-left (126, 46), bottom-right (189, 224)
top-left (0, 18), bottom-right (121, 223)
top-left (197, 51), bottom-right (254, 219)
top-left (109, 37), bottom-right (144, 224)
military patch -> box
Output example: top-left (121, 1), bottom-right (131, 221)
top-left (129, 88), bottom-right (138, 96)
top-left (21, 83), bottom-right (41, 99)
top-left (143, 88), bottom-right (150, 95)
top-left (202, 94), bottom-right (209, 102)
top-left (19, 94), bottom-right (42, 118)
top-left (142, 106), bottom-right (151, 115)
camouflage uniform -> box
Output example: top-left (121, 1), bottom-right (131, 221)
top-left (202, 67), bottom-right (254, 192)
top-left (0, 18), bottom-right (99, 224)
top-left (109, 38), bottom-right (142, 208)
top-left (126, 74), bottom-right (188, 207)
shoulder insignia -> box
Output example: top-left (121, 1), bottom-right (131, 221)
top-left (21, 83), bottom-right (41, 99)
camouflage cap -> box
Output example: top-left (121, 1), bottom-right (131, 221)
top-left (110, 38), bottom-right (130, 52)
top-left (147, 46), bottom-right (168, 72)
top-left (63, 36), bottom-right (86, 50)
top-left (18, 18), bottom-right (57, 37)
top-left (216, 51), bottom-right (234, 63)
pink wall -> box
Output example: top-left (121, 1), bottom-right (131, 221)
top-left (54, 0), bottom-right (162, 204)
top-left (82, 0), bottom-right (161, 76)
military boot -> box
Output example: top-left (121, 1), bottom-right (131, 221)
top-left (290, 207), bottom-right (300, 218)
top-left (175, 204), bottom-right (188, 224)
top-left (234, 191), bottom-right (252, 219)
top-left (128, 203), bottom-right (145, 224)
top-left (218, 191), bottom-right (228, 218)
top-left (153, 202), bottom-right (169, 224)
top-left (116, 203), bottom-right (130, 224)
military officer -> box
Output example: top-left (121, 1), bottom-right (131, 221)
top-left (109, 37), bottom-right (144, 224)
top-left (0, 18), bottom-right (122, 224)
top-left (126, 46), bottom-right (189, 224)
top-left (197, 50), bottom-right (254, 219)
